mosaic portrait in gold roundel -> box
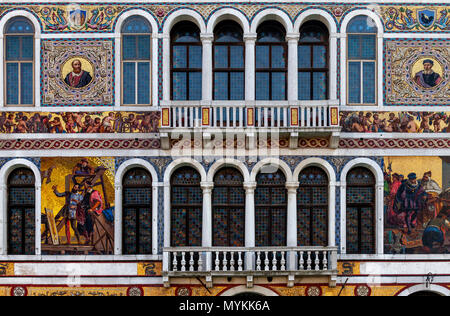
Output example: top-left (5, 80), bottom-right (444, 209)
top-left (411, 57), bottom-right (444, 89)
top-left (61, 57), bottom-right (95, 89)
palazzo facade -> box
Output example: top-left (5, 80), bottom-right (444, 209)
top-left (0, 0), bottom-right (449, 297)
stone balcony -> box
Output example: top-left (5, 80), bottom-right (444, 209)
top-left (162, 246), bottom-right (338, 288)
top-left (160, 101), bottom-right (341, 150)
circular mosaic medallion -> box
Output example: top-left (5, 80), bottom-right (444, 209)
top-left (176, 287), bottom-right (192, 297)
top-left (127, 287), bottom-right (143, 297)
top-left (355, 285), bottom-right (371, 297)
top-left (12, 286), bottom-right (27, 297)
top-left (305, 286), bottom-right (322, 297)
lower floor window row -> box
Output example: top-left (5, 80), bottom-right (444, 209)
top-left (6, 166), bottom-right (375, 255)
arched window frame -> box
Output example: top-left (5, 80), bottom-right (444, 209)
top-left (170, 166), bottom-right (203, 247)
top-left (298, 21), bottom-right (329, 101)
top-left (255, 169), bottom-right (287, 247)
top-left (297, 166), bottom-right (329, 246)
top-left (345, 167), bottom-right (376, 255)
top-left (212, 167), bottom-right (245, 247)
top-left (255, 21), bottom-right (288, 101)
top-left (170, 21), bottom-right (203, 101)
top-left (212, 21), bottom-right (245, 101)
top-left (122, 167), bottom-right (153, 255)
top-left (120, 16), bottom-right (152, 106)
top-left (4, 16), bottom-right (35, 107)
top-left (345, 15), bottom-right (378, 106)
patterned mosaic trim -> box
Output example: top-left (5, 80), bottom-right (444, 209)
top-left (339, 138), bottom-right (450, 149)
top-left (0, 138), bottom-right (161, 150)
top-left (0, 4), bottom-right (449, 33)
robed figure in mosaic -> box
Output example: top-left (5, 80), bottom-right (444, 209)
top-left (414, 59), bottom-right (443, 88)
top-left (64, 59), bottom-right (92, 89)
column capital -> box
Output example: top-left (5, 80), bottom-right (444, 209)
top-left (243, 33), bottom-right (257, 42)
top-left (243, 181), bottom-right (257, 192)
top-left (200, 33), bottom-right (214, 42)
top-left (286, 33), bottom-right (300, 42)
top-left (200, 181), bottom-right (214, 191)
top-left (285, 181), bottom-right (299, 192)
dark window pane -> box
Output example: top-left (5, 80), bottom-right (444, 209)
top-left (21, 36), bottom-right (34, 61)
top-left (256, 46), bottom-right (269, 68)
top-left (361, 35), bottom-right (376, 60)
top-left (172, 46), bottom-right (187, 68)
top-left (121, 16), bottom-right (151, 34)
top-left (214, 46), bottom-right (228, 68)
top-left (123, 35), bottom-right (137, 60)
top-left (230, 72), bottom-right (244, 100)
top-left (214, 72), bottom-right (228, 100)
top-left (188, 46), bottom-right (202, 69)
top-left (298, 72), bottom-right (311, 100)
top-left (172, 72), bottom-right (187, 100)
top-left (348, 62), bottom-right (361, 104)
top-left (298, 46), bottom-right (311, 68)
top-left (189, 72), bottom-right (202, 100)
top-left (363, 61), bottom-right (376, 104)
top-left (230, 46), bottom-right (244, 68)
top-left (272, 72), bottom-right (286, 100)
top-left (123, 62), bottom-right (136, 104)
top-left (348, 35), bottom-right (361, 60)
top-left (256, 72), bottom-right (269, 100)
top-left (347, 16), bottom-right (377, 33)
top-left (21, 63), bottom-right (33, 105)
top-left (137, 35), bottom-right (151, 60)
top-left (271, 45), bottom-right (286, 68)
top-left (6, 36), bottom-right (20, 61)
top-left (313, 72), bottom-right (327, 100)
top-left (137, 62), bottom-right (150, 104)
top-left (6, 18), bottom-right (34, 34)
top-left (6, 63), bottom-right (19, 105)
top-left (313, 46), bottom-right (327, 68)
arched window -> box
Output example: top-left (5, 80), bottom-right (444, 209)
top-left (297, 167), bottom-right (328, 246)
top-left (298, 21), bottom-right (329, 100)
top-left (122, 168), bottom-right (152, 255)
top-left (121, 16), bottom-right (152, 105)
top-left (171, 22), bottom-right (202, 100)
top-left (213, 21), bottom-right (245, 100)
top-left (7, 168), bottom-right (35, 255)
top-left (347, 16), bottom-right (377, 105)
top-left (256, 21), bottom-right (287, 100)
top-left (171, 167), bottom-right (202, 246)
top-left (5, 17), bottom-right (35, 106)
top-left (212, 168), bottom-right (245, 247)
top-left (255, 169), bottom-right (287, 246)
top-left (346, 167), bottom-right (376, 254)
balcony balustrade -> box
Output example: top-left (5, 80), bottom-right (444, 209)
top-left (162, 246), bottom-right (338, 288)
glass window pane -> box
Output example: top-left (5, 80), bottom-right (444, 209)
top-left (298, 46), bottom-right (311, 68)
top-left (21, 36), bottom-right (33, 61)
top-left (214, 46), bottom-right (228, 68)
top-left (6, 63), bottom-right (19, 105)
top-left (271, 45), bottom-right (286, 68)
top-left (6, 36), bottom-right (20, 61)
top-left (347, 16), bottom-right (377, 33)
top-left (230, 46), bottom-right (244, 68)
top-left (313, 72), bottom-right (327, 100)
top-left (361, 35), bottom-right (376, 60)
top-left (348, 35), bottom-right (361, 60)
top-left (298, 72), bottom-right (311, 100)
top-left (214, 72), bottom-right (228, 100)
top-left (121, 16), bottom-right (151, 34)
top-left (137, 35), bottom-right (151, 60)
top-left (272, 72), bottom-right (286, 100)
top-left (189, 72), bottom-right (202, 100)
top-left (348, 62), bottom-right (361, 104)
top-left (256, 46), bottom-right (269, 68)
top-left (313, 46), bottom-right (327, 68)
top-left (20, 63), bottom-right (33, 105)
top-left (123, 62), bottom-right (136, 104)
top-left (230, 72), bottom-right (244, 100)
top-left (189, 46), bottom-right (202, 69)
top-left (256, 72), bottom-right (269, 100)
top-left (172, 72), bottom-right (187, 100)
top-left (123, 35), bottom-right (137, 60)
top-left (172, 46), bottom-right (187, 68)
top-left (363, 62), bottom-right (376, 104)
top-left (137, 62), bottom-right (150, 104)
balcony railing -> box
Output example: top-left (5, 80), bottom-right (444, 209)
top-left (160, 104), bottom-right (340, 129)
top-left (163, 246), bottom-right (338, 287)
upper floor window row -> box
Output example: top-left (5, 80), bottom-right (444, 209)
top-left (2, 15), bottom-right (378, 106)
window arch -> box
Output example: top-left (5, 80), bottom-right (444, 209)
top-left (171, 21), bottom-right (202, 101)
top-left (171, 167), bottom-right (202, 247)
top-left (122, 167), bottom-right (152, 255)
top-left (255, 169), bottom-right (287, 246)
top-left (298, 21), bottom-right (329, 100)
top-left (121, 16), bottom-right (152, 106)
top-left (7, 167), bottom-right (35, 255)
top-left (256, 21), bottom-right (287, 101)
top-left (346, 167), bottom-right (376, 254)
top-left (297, 166), bottom-right (328, 246)
top-left (213, 21), bottom-right (245, 100)
top-left (347, 15), bottom-right (377, 105)
top-left (212, 167), bottom-right (245, 247)
top-left (4, 17), bottom-right (35, 106)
